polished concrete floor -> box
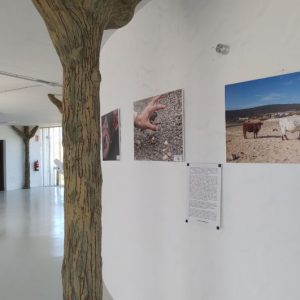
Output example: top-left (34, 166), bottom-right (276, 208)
top-left (0, 187), bottom-right (112, 300)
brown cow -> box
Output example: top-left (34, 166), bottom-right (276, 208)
top-left (243, 122), bottom-right (263, 139)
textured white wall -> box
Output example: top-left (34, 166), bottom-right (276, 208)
top-left (100, 0), bottom-right (300, 299)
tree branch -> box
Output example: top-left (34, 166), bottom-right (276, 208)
top-left (105, 0), bottom-right (142, 30)
top-left (48, 94), bottom-right (63, 113)
top-left (33, 0), bottom-right (141, 31)
top-left (11, 125), bottom-right (26, 139)
top-left (29, 126), bottom-right (39, 139)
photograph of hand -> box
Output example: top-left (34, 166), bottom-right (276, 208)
top-left (134, 89), bottom-right (184, 161)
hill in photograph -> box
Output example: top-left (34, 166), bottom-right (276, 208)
top-left (226, 103), bottom-right (300, 123)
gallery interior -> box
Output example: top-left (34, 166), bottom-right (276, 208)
top-left (1, 0), bottom-right (300, 299)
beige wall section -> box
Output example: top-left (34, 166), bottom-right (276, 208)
top-left (101, 0), bottom-right (300, 299)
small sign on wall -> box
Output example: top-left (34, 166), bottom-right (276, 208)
top-left (186, 163), bottom-right (222, 229)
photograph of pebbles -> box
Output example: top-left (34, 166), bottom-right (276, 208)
top-left (133, 89), bottom-right (184, 161)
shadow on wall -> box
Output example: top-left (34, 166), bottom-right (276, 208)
top-left (103, 282), bottom-right (113, 300)
top-left (101, 2), bottom-right (154, 299)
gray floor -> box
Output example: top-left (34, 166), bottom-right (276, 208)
top-left (0, 187), bottom-right (112, 300)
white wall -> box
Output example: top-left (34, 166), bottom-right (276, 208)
top-left (100, 1), bottom-right (300, 300)
top-left (0, 125), bottom-right (23, 190)
top-left (0, 126), bottom-right (42, 190)
top-left (30, 129), bottom-right (42, 188)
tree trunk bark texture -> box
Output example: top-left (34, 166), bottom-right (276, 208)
top-left (24, 139), bottom-right (30, 189)
top-left (62, 52), bottom-right (103, 300)
top-left (11, 125), bottom-right (39, 189)
top-left (32, 1), bottom-right (141, 299)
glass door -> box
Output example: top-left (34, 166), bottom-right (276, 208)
top-left (40, 127), bottom-right (64, 186)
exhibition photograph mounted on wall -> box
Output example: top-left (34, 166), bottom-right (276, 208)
top-left (101, 109), bottom-right (121, 161)
top-left (226, 71), bottom-right (300, 163)
top-left (134, 89), bottom-right (184, 161)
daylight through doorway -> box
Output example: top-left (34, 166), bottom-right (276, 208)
top-left (40, 127), bottom-right (64, 186)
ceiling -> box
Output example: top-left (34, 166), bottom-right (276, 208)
top-left (0, 0), bottom-right (150, 127)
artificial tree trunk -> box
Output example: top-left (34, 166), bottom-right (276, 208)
top-left (11, 126), bottom-right (39, 189)
top-left (32, 1), bottom-right (141, 299)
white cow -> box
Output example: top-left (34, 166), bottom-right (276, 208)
top-left (279, 115), bottom-right (300, 140)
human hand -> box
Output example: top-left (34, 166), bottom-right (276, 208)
top-left (134, 95), bottom-right (166, 131)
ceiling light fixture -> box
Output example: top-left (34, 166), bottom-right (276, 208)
top-left (0, 70), bottom-right (62, 87)
top-left (0, 84), bottom-right (42, 94)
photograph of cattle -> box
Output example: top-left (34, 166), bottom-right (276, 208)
top-left (134, 89), bottom-right (184, 161)
top-left (226, 71), bottom-right (300, 163)
top-left (101, 109), bottom-right (120, 161)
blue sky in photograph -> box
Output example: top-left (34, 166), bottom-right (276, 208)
top-left (225, 71), bottom-right (300, 111)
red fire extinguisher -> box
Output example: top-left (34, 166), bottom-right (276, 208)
top-left (34, 160), bottom-right (39, 171)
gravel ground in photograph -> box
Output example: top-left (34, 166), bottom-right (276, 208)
top-left (134, 89), bottom-right (184, 161)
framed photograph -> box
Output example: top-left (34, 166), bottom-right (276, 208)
top-left (101, 109), bottom-right (120, 161)
top-left (134, 89), bottom-right (184, 161)
top-left (225, 71), bottom-right (300, 163)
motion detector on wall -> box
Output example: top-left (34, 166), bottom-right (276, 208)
top-left (216, 43), bottom-right (230, 55)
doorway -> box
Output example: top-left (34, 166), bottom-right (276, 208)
top-left (0, 140), bottom-right (5, 191)
top-left (40, 127), bottom-right (64, 186)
